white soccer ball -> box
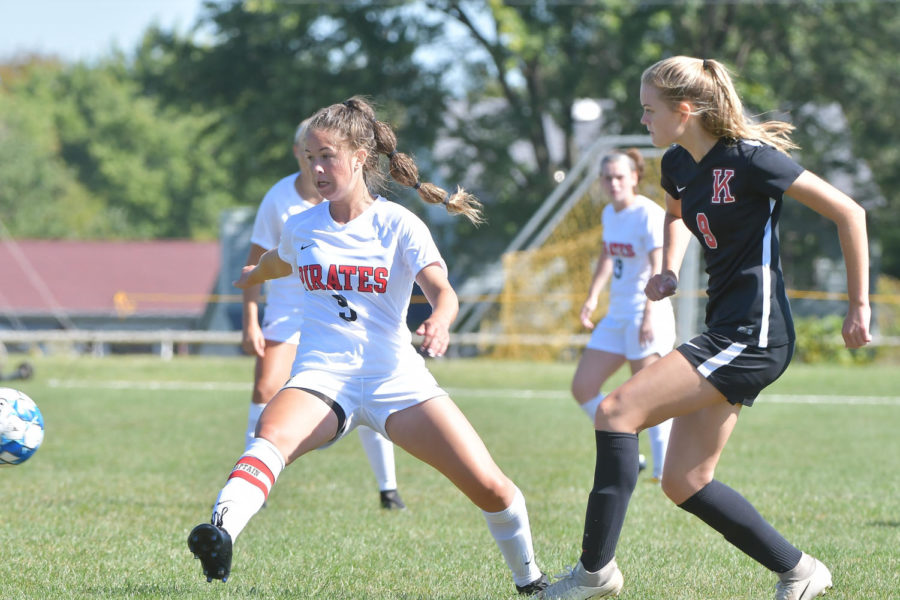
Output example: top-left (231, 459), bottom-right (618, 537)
top-left (0, 387), bottom-right (45, 466)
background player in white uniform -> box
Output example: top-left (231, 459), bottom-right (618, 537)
top-left (190, 97), bottom-right (548, 596)
top-left (541, 57), bottom-right (870, 600)
top-left (571, 149), bottom-right (675, 482)
top-left (241, 119), bottom-right (405, 510)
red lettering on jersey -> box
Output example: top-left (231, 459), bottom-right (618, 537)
top-left (338, 265), bottom-right (357, 290)
top-left (308, 264), bottom-right (325, 290)
top-left (300, 264), bottom-right (388, 293)
top-left (696, 212), bottom-right (719, 249)
top-left (297, 265), bottom-right (309, 290)
top-left (711, 169), bottom-right (736, 204)
top-left (607, 242), bottom-right (636, 257)
top-left (358, 266), bottom-right (374, 292)
top-left (326, 264), bottom-right (342, 290)
top-left (373, 267), bottom-right (388, 293)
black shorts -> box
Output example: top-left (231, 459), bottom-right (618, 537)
top-left (676, 332), bottom-right (794, 406)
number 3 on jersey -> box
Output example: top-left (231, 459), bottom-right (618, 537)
top-left (696, 212), bottom-right (718, 249)
top-left (331, 294), bottom-right (358, 322)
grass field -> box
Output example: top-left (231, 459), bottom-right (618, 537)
top-left (0, 355), bottom-right (898, 599)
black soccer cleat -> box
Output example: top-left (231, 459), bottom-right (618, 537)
top-left (188, 522), bottom-right (233, 582)
top-left (379, 489), bottom-right (406, 510)
top-left (516, 572), bottom-right (550, 595)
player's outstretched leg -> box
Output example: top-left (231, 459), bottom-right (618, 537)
top-left (187, 522), bottom-right (233, 583)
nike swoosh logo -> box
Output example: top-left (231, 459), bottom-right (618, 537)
top-left (676, 185), bottom-right (686, 193)
top-left (300, 243), bottom-right (315, 250)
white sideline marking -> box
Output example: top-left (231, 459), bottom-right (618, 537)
top-left (45, 379), bottom-right (900, 406)
top-left (47, 379), bottom-right (249, 392)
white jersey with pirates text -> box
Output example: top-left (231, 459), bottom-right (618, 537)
top-left (278, 197), bottom-right (446, 376)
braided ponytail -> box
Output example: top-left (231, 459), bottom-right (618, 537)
top-left (308, 96), bottom-right (484, 225)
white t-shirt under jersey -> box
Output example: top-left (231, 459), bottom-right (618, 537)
top-left (278, 196), bottom-right (446, 377)
top-left (601, 194), bottom-right (666, 318)
top-left (250, 173), bottom-right (319, 309)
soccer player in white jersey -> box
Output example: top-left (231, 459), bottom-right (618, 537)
top-left (571, 148), bottom-right (675, 483)
top-left (189, 97), bottom-right (549, 596)
top-left (242, 119), bottom-right (405, 510)
top-left (540, 57), bottom-right (870, 600)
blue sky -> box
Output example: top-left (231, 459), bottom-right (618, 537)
top-left (0, 0), bottom-right (206, 62)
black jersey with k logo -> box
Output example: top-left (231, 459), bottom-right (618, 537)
top-left (660, 139), bottom-right (804, 348)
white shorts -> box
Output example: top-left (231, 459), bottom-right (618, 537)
top-left (586, 300), bottom-right (676, 360)
top-left (281, 366), bottom-right (447, 446)
top-left (261, 305), bottom-right (302, 345)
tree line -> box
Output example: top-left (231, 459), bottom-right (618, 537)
top-left (1, 0), bottom-right (898, 282)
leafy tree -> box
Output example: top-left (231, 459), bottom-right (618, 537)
top-left (132, 0), bottom-right (450, 219)
top-left (0, 60), bottom-right (100, 238)
top-left (427, 0), bottom-right (899, 280)
top-left (0, 57), bottom-right (234, 240)
top-left (3, 0), bottom-right (898, 285)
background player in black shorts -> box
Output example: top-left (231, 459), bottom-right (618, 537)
top-left (540, 56), bottom-right (870, 600)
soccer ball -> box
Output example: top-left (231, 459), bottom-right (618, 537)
top-left (0, 387), bottom-right (45, 466)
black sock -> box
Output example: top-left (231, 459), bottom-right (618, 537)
top-left (579, 431), bottom-right (640, 572)
top-left (678, 480), bottom-right (802, 573)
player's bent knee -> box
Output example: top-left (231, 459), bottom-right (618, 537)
top-left (473, 474), bottom-right (516, 511)
top-left (594, 392), bottom-right (633, 429)
top-left (252, 383), bottom-right (281, 405)
top-left (661, 473), bottom-right (710, 505)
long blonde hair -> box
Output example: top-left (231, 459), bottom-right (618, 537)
top-left (305, 96), bottom-right (484, 225)
top-left (641, 56), bottom-right (797, 154)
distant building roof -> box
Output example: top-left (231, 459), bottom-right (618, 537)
top-left (0, 240), bottom-right (220, 318)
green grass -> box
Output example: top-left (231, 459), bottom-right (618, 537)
top-left (1, 355), bottom-right (898, 599)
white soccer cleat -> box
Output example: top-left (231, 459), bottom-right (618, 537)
top-left (774, 554), bottom-right (833, 600)
top-left (539, 559), bottom-right (623, 599)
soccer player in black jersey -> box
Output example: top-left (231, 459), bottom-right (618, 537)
top-left (540, 57), bottom-right (870, 600)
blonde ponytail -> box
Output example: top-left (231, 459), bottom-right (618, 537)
top-left (643, 56), bottom-right (797, 154)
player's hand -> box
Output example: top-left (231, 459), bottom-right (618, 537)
top-left (233, 265), bottom-right (257, 290)
top-left (416, 317), bottom-right (450, 358)
top-left (842, 303), bottom-right (872, 349)
top-left (242, 323), bottom-right (266, 358)
top-left (645, 271), bottom-right (678, 301)
top-left (580, 299), bottom-right (598, 329)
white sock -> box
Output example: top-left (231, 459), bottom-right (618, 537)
top-left (212, 437), bottom-right (285, 540)
top-left (482, 487), bottom-right (542, 588)
top-left (357, 426), bottom-right (397, 491)
top-left (245, 402), bottom-right (266, 448)
top-left (580, 393), bottom-right (605, 421)
top-left (648, 418), bottom-right (672, 479)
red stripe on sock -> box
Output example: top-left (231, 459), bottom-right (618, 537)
top-left (225, 455), bottom-right (276, 500)
top-left (239, 456), bottom-right (275, 485)
top-left (228, 469), bottom-right (270, 499)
